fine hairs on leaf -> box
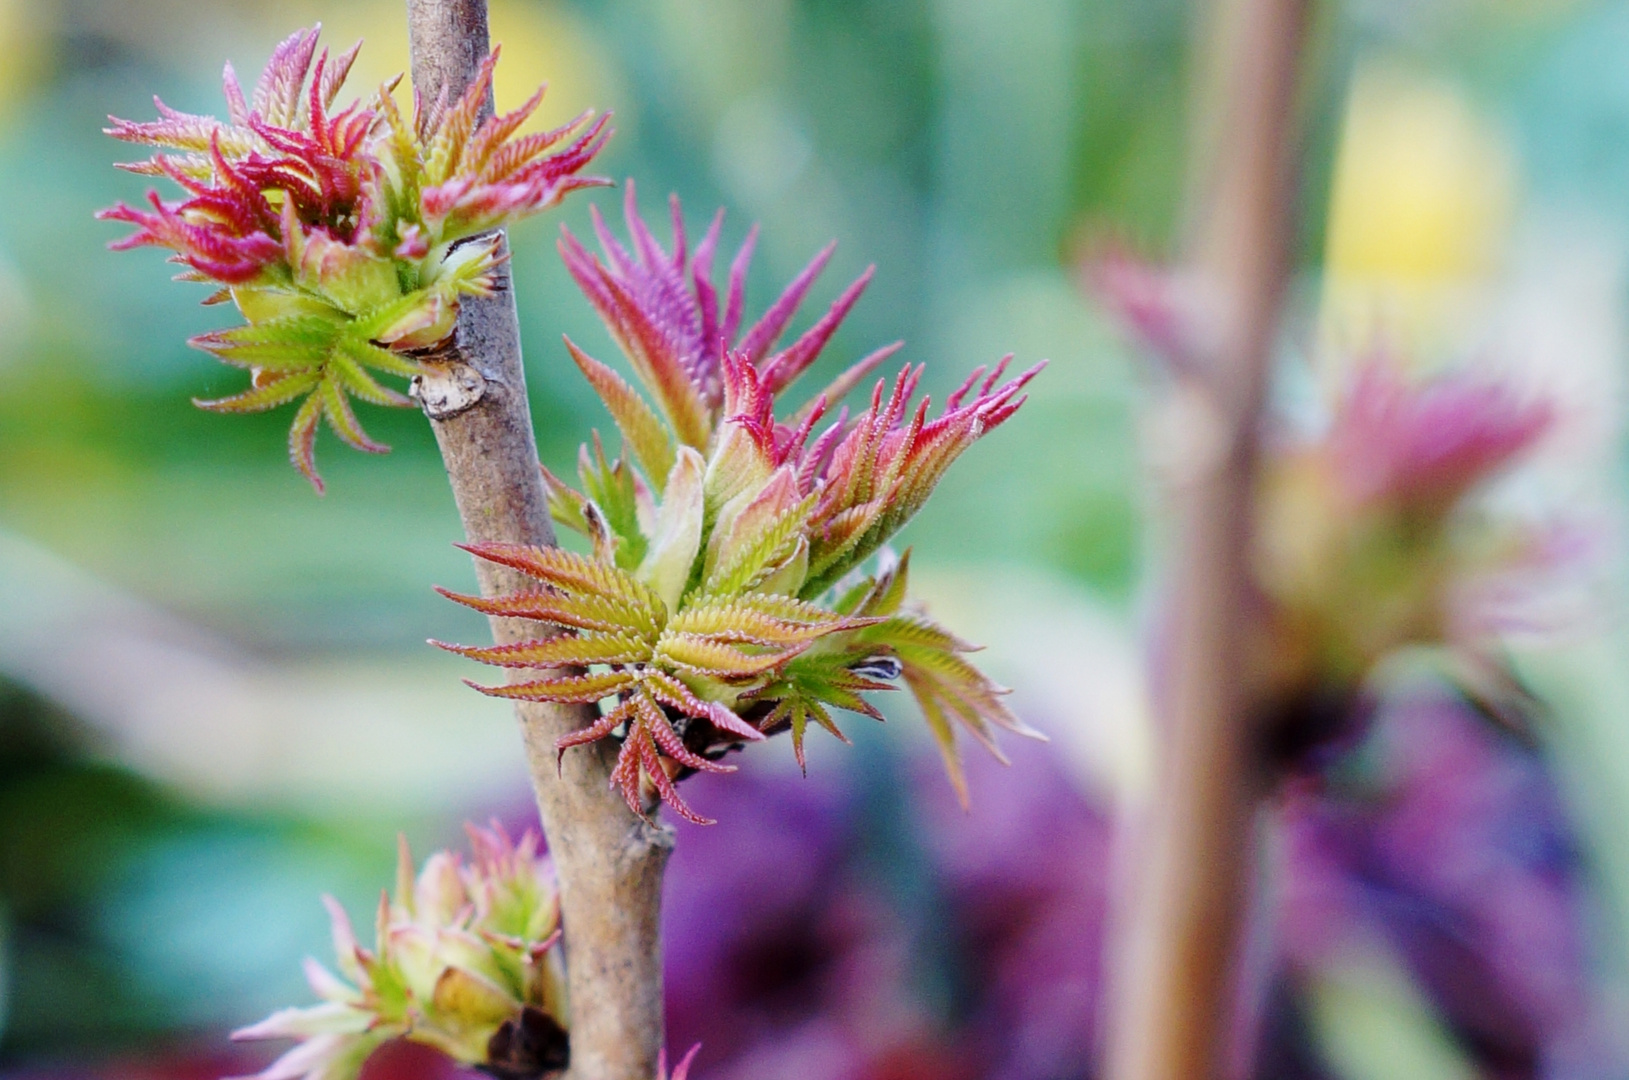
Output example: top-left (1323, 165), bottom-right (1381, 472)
top-left (439, 186), bottom-right (1046, 822)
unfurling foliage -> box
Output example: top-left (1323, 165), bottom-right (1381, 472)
top-left (1257, 360), bottom-right (1558, 688)
top-left (437, 189), bottom-right (1045, 823)
top-left (233, 824), bottom-right (569, 1080)
top-left (99, 25), bottom-right (608, 491)
top-left (1091, 252), bottom-right (1569, 705)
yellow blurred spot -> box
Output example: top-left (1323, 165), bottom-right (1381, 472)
top-left (0, 0), bottom-right (50, 134)
top-left (1319, 63), bottom-right (1516, 370)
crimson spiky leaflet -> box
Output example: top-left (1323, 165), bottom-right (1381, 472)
top-left (436, 187), bottom-right (1046, 824)
top-left (99, 25), bottom-right (609, 491)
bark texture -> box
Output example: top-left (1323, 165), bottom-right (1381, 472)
top-left (406, 4), bottom-right (671, 1078)
top-left (1102, 1), bottom-right (1308, 1079)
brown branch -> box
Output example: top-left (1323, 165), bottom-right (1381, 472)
top-left (1102, 1), bottom-right (1308, 1079)
top-left (405, 4), bottom-right (670, 1078)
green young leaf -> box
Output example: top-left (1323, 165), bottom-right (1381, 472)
top-left (466, 669), bottom-right (638, 704)
top-left (191, 315), bottom-right (342, 369)
top-left (194, 369), bottom-right (323, 414)
top-left (566, 336), bottom-right (677, 492)
top-left (578, 435), bottom-right (649, 571)
top-left (458, 542), bottom-right (667, 636)
top-left (540, 464), bottom-right (596, 541)
top-left (330, 351), bottom-right (414, 408)
top-left (668, 597), bottom-right (874, 647)
top-left (703, 488), bottom-right (817, 599)
top-left (339, 335), bottom-right (427, 380)
top-left (319, 375), bottom-right (390, 454)
top-left (435, 587), bottom-right (659, 636)
top-left (638, 448), bottom-right (706, 613)
top-left (432, 631), bottom-right (653, 668)
top-left (656, 632), bottom-right (804, 679)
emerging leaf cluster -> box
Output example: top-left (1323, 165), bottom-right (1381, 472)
top-left (99, 25), bottom-right (609, 490)
top-left (439, 189), bottom-right (1046, 823)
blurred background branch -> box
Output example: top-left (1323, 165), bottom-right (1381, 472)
top-left (1104, 1), bottom-right (1307, 1079)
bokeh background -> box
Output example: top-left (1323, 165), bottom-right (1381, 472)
top-left (4, 0), bottom-right (1629, 1076)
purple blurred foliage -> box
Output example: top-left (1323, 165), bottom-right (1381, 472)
top-left (1276, 686), bottom-right (1627, 1079)
top-left (661, 758), bottom-right (954, 1080)
top-left (910, 740), bottom-right (1113, 1080)
top-left (660, 736), bottom-right (1112, 1080)
top-left (0, 1046), bottom-right (263, 1080)
top-left (31, 687), bottom-right (1619, 1080)
top-left (0, 1036), bottom-right (483, 1080)
top-left (355, 1041), bottom-right (477, 1080)
top-left (659, 682), bottom-right (1623, 1080)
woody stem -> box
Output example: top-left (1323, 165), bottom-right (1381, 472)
top-left (1102, 0), bottom-right (1309, 1078)
top-left (405, 3), bottom-right (670, 1078)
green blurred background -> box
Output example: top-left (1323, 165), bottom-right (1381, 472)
top-left (3, 0), bottom-right (1629, 1074)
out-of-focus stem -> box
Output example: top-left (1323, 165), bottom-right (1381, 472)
top-left (405, 4), bottom-right (670, 1079)
top-left (1103, 1), bottom-right (1308, 1079)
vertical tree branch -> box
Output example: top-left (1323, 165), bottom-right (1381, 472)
top-left (1103, 1), bottom-right (1307, 1079)
top-left (405, 4), bottom-right (670, 1078)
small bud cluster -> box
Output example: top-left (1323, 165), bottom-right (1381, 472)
top-left (232, 824), bottom-right (569, 1080)
top-left (437, 188), bottom-right (1046, 822)
top-left (100, 26), bottom-right (609, 490)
